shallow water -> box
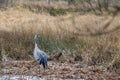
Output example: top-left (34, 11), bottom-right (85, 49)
top-left (0, 75), bottom-right (45, 80)
top-left (0, 75), bottom-right (83, 80)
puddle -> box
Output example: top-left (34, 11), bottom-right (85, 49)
top-left (0, 75), bottom-right (83, 80)
top-left (0, 69), bottom-right (81, 80)
top-left (0, 75), bottom-right (45, 80)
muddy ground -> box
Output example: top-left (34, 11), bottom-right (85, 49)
top-left (0, 60), bottom-right (120, 80)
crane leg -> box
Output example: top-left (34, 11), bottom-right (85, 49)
top-left (39, 65), bottom-right (40, 74)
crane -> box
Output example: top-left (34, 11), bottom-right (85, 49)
top-left (33, 34), bottom-right (47, 72)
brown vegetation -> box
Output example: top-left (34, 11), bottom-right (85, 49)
top-left (0, 0), bottom-right (120, 79)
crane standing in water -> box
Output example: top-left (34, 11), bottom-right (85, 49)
top-left (33, 34), bottom-right (48, 72)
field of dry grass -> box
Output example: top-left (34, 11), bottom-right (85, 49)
top-left (0, 5), bottom-right (120, 78)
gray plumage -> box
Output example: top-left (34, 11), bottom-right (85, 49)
top-left (33, 34), bottom-right (47, 70)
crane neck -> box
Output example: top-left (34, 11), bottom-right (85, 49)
top-left (34, 40), bottom-right (38, 48)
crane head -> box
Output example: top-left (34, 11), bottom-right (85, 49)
top-left (34, 34), bottom-right (38, 41)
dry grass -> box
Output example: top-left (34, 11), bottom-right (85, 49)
top-left (0, 7), bottom-right (120, 73)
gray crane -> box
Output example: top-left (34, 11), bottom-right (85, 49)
top-left (33, 34), bottom-right (47, 72)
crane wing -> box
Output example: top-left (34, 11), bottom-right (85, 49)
top-left (35, 48), bottom-right (47, 63)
